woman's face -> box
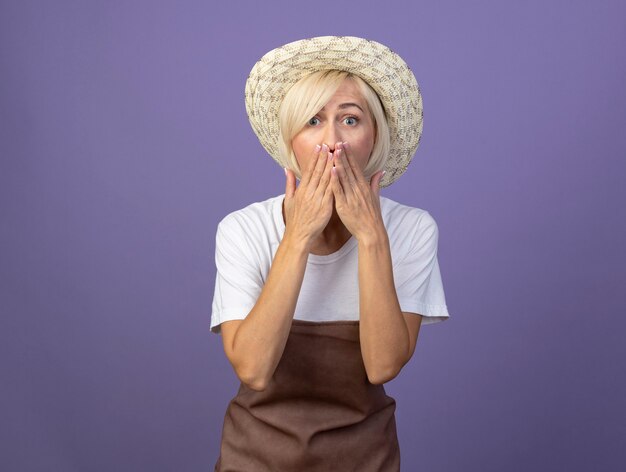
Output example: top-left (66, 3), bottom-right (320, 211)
top-left (292, 78), bottom-right (375, 178)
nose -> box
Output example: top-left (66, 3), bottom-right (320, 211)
top-left (323, 124), bottom-right (342, 152)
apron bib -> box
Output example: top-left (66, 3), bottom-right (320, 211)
top-left (214, 319), bottom-right (400, 471)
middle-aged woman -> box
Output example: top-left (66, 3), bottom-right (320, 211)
top-left (211, 36), bottom-right (451, 471)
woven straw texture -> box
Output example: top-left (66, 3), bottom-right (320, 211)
top-left (245, 36), bottom-right (423, 188)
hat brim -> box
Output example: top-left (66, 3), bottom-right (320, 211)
top-left (245, 36), bottom-right (423, 188)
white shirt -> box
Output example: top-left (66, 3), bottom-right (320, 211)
top-left (210, 193), bottom-right (450, 334)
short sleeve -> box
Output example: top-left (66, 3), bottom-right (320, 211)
top-left (394, 211), bottom-right (450, 325)
top-left (210, 215), bottom-right (264, 335)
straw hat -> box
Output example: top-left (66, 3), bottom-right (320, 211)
top-left (244, 36), bottom-right (423, 188)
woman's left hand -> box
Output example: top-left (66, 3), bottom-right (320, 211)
top-left (330, 141), bottom-right (386, 243)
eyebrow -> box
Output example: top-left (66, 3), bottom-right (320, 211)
top-left (320, 102), bottom-right (364, 112)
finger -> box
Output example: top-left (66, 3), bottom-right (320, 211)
top-left (333, 147), bottom-right (356, 196)
top-left (315, 147), bottom-right (334, 197)
top-left (330, 165), bottom-right (345, 203)
top-left (323, 172), bottom-right (334, 209)
top-left (306, 143), bottom-right (330, 195)
top-left (285, 167), bottom-right (295, 198)
top-left (299, 144), bottom-right (322, 188)
top-left (339, 141), bottom-right (366, 187)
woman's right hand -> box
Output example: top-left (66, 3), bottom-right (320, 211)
top-left (283, 143), bottom-right (335, 248)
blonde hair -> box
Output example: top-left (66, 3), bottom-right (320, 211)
top-left (277, 70), bottom-right (390, 181)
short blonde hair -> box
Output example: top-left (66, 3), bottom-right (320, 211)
top-left (277, 70), bottom-right (390, 181)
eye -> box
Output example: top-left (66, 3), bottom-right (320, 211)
top-left (308, 117), bottom-right (320, 126)
top-left (344, 116), bottom-right (359, 126)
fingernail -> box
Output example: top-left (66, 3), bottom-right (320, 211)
top-left (337, 142), bottom-right (343, 150)
top-left (322, 144), bottom-right (328, 152)
top-left (314, 144), bottom-right (321, 152)
top-left (342, 141), bottom-right (349, 148)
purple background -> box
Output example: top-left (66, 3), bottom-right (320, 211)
top-left (1, 0), bottom-right (625, 470)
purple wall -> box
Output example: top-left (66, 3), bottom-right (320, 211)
top-left (1, 1), bottom-right (625, 470)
